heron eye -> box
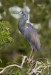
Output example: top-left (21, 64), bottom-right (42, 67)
top-left (20, 11), bottom-right (23, 14)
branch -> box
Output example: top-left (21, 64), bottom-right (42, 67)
top-left (0, 64), bottom-right (22, 74)
top-left (29, 60), bottom-right (51, 75)
top-left (20, 55), bottom-right (27, 67)
top-left (0, 55), bottom-right (27, 74)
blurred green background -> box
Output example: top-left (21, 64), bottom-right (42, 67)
top-left (0, 0), bottom-right (51, 68)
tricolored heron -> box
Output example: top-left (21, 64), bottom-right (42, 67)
top-left (12, 11), bottom-right (40, 62)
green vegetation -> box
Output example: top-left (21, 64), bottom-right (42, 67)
top-left (0, 0), bottom-right (51, 75)
top-left (0, 21), bottom-right (14, 46)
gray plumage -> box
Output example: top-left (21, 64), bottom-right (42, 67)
top-left (17, 11), bottom-right (40, 52)
top-left (24, 23), bottom-right (40, 51)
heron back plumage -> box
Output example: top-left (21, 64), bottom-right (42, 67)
top-left (24, 23), bottom-right (40, 52)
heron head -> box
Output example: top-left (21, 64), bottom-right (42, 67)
top-left (18, 11), bottom-right (24, 14)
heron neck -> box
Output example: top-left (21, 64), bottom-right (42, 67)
top-left (18, 12), bottom-right (28, 34)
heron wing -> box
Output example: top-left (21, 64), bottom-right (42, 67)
top-left (24, 23), bottom-right (40, 52)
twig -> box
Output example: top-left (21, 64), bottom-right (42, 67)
top-left (0, 64), bottom-right (22, 74)
top-left (29, 60), bottom-right (51, 75)
top-left (29, 61), bottom-right (42, 75)
top-left (20, 56), bottom-right (27, 67)
top-left (0, 55), bottom-right (27, 74)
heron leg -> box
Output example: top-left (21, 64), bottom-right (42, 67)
top-left (28, 48), bottom-right (34, 63)
top-left (31, 49), bottom-right (34, 61)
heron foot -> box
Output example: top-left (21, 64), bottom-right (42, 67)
top-left (27, 57), bottom-right (33, 64)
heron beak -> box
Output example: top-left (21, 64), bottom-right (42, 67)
top-left (12, 12), bottom-right (24, 16)
top-left (12, 11), bottom-right (21, 14)
top-left (12, 12), bottom-right (19, 14)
